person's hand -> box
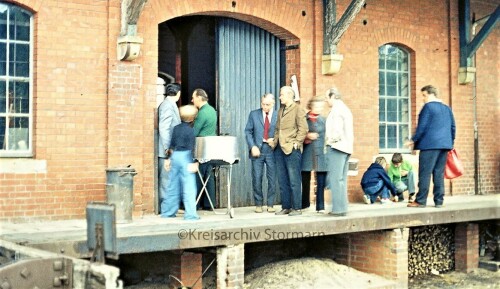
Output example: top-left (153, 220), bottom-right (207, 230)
top-left (307, 132), bottom-right (319, 140)
top-left (404, 139), bottom-right (414, 149)
top-left (251, 146), bottom-right (261, 158)
top-left (187, 162), bottom-right (199, 173)
top-left (401, 170), bottom-right (408, 177)
top-left (164, 159), bottom-right (171, 171)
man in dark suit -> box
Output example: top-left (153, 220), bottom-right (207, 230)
top-left (269, 86), bottom-right (308, 216)
top-left (244, 93), bottom-right (278, 213)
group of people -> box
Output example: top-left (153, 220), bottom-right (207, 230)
top-left (360, 85), bottom-right (456, 208)
top-left (158, 83), bottom-right (455, 221)
top-left (158, 84), bottom-right (217, 220)
top-left (245, 86), bottom-right (353, 217)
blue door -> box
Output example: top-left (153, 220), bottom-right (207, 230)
top-left (216, 18), bottom-right (283, 207)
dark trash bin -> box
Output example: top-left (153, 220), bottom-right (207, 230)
top-left (106, 167), bottom-right (137, 223)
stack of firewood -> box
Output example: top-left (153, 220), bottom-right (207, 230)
top-left (408, 225), bottom-right (455, 277)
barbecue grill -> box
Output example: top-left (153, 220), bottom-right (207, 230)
top-left (194, 136), bottom-right (239, 218)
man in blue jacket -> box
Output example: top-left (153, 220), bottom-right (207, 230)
top-left (407, 85), bottom-right (456, 208)
top-left (244, 93), bottom-right (278, 213)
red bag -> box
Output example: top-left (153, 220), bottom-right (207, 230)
top-left (445, 148), bottom-right (464, 179)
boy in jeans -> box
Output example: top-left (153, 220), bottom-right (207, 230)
top-left (387, 153), bottom-right (416, 203)
top-left (360, 157), bottom-right (397, 204)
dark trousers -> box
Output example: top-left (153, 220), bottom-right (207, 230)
top-left (301, 171), bottom-right (326, 210)
top-left (274, 146), bottom-right (302, 210)
top-left (415, 149), bottom-right (448, 206)
top-left (196, 162), bottom-right (216, 209)
top-left (251, 144), bottom-right (277, 206)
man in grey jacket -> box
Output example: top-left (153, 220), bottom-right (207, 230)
top-left (158, 83), bottom-right (181, 214)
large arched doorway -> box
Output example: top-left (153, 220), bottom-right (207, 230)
top-left (157, 16), bottom-right (285, 212)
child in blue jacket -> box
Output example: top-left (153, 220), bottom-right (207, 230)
top-left (360, 157), bottom-right (397, 204)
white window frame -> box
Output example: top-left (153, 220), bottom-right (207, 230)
top-left (0, 3), bottom-right (33, 158)
top-left (378, 44), bottom-right (411, 153)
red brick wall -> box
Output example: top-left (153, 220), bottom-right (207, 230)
top-left (0, 0), bottom-right (498, 221)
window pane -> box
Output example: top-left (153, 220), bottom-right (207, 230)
top-left (0, 43), bottom-right (5, 75)
top-left (386, 72), bottom-right (397, 96)
top-left (8, 116), bottom-right (29, 150)
top-left (0, 3), bottom-right (7, 39)
top-left (379, 98), bottom-right (386, 121)
top-left (0, 117), bottom-right (5, 149)
top-left (399, 73), bottom-right (409, 97)
top-left (379, 72), bottom-right (385, 96)
top-left (399, 125), bottom-right (409, 148)
top-left (387, 99), bottom-right (397, 122)
top-left (9, 43), bottom-right (29, 77)
top-left (379, 124), bottom-right (386, 148)
top-left (386, 46), bottom-right (397, 70)
top-left (399, 98), bottom-right (409, 122)
top-left (387, 125), bottom-right (397, 148)
top-left (378, 47), bottom-right (385, 70)
top-left (0, 81), bottom-right (5, 112)
top-left (9, 80), bottom-right (29, 113)
top-left (399, 50), bottom-right (408, 71)
top-left (9, 6), bottom-right (30, 41)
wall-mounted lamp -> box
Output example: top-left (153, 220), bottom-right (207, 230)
top-left (117, 35), bottom-right (144, 61)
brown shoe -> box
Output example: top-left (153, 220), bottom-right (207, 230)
top-left (407, 201), bottom-right (426, 208)
top-left (255, 206), bottom-right (263, 213)
top-left (267, 206), bottom-right (276, 213)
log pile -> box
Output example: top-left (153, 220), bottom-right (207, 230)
top-left (408, 225), bottom-right (455, 277)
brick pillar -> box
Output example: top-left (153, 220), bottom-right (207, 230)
top-left (217, 244), bottom-right (244, 289)
top-left (346, 229), bottom-right (409, 288)
top-left (455, 223), bottom-right (479, 272)
top-left (170, 251), bottom-right (203, 289)
top-left (108, 62), bottom-right (145, 215)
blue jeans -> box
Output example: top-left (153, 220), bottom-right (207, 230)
top-left (326, 147), bottom-right (350, 214)
top-left (160, 151), bottom-right (199, 220)
top-left (159, 157), bottom-right (171, 207)
top-left (394, 170), bottom-right (416, 199)
top-left (274, 146), bottom-right (302, 210)
top-left (363, 180), bottom-right (391, 203)
top-left (251, 144), bottom-right (277, 206)
top-left (196, 162), bottom-right (216, 209)
top-left (416, 149), bottom-right (448, 206)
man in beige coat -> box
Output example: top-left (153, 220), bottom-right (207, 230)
top-left (269, 86), bottom-right (308, 216)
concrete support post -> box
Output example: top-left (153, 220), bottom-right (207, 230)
top-left (455, 223), bottom-right (479, 272)
top-left (217, 244), bottom-right (244, 289)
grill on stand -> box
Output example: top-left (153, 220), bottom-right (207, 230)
top-left (194, 136), bottom-right (239, 218)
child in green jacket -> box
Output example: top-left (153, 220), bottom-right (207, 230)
top-left (387, 153), bottom-right (416, 202)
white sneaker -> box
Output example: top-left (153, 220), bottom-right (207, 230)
top-left (363, 194), bottom-right (371, 204)
top-left (381, 198), bottom-right (391, 204)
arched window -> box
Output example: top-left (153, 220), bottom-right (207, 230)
top-left (0, 3), bottom-right (32, 157)
top-left (378, 44), bottom-right (410, 152)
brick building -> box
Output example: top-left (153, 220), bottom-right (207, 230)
top-left (0, 0), bottom-right (498, 222)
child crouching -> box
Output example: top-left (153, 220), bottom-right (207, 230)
top-left (360, 157), bottom-right (397, 204)
top-left (160, 105), bottom-right (200, 220)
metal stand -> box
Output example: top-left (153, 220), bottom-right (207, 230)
top-left (195, 161), bottom-right (235, 218)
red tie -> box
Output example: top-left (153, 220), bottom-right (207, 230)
top-left (264, 112), bottom-right (270, 139)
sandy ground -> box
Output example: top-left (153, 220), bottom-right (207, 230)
top-left (243, 258), bottom-right (395, 289)
top-left (126, 257), bottom-right (500, 289)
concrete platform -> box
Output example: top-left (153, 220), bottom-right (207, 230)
top-left (0, 194), bottom-right (498, 258)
